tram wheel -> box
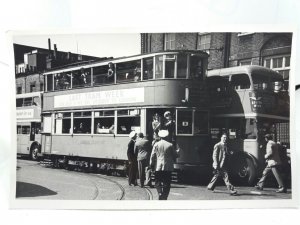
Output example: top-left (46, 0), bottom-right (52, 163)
top-left (30, 145), bottom-right (39, 161)
top-left (229, 153), bottom-right (257, 186)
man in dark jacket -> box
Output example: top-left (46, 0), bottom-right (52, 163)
top-left (134, 133), bottom-right (151, 187)
top-left (127, 131), bottom-right (137, 186)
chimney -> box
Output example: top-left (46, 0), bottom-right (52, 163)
top-left (54, 44), bottom-right (57, 59)
top-left (48, 38), bottom-right (51, 51)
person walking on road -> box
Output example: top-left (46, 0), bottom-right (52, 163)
top-left (127, 131), bottom-right (138, 186)
top-left (255, 134), bottom-right (286, 193)
top-left (207, 133), bottom-right (237, 195)
top-left (150, 130), bottom-right (180, 200)
top-left (134, 133), bottom-right (151, 187)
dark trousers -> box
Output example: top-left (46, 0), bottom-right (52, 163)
top-left (154, 171), bottom-right (172, 200)
top-left (257, 165), bottom-right (284, 188)
top-left (128, 160), bottom-right (138, 185)
top-left (137, 159), bottom-right (148, 187)
top-left (207, 169), bottom-right (235, 191)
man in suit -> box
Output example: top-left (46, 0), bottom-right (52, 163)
top-left (150, 130), bottom-right (180, 200)
top-left (127, 131), bottom-right (138, 186)
top-left (207, 133), bottom-right (238, 195)
top-left (255, 134), bottom-right (286, 193)
top-left (134, 133), bottom-right (151, 187)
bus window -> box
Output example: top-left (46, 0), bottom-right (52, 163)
top-left (177, 54), bottom-right (188, 78)
top-left (35, 123), bottom-right (41, 134)
top-left (165, 54), bottom-right (176, 78)
top-left (155, 55), bottom-right (163, 79)
top-left (190, 55), bottom-right (203, 79)
top-left (116, 60), bottom-right (141, 83)
top-left (245, 118), bottom-right (257, 139)
top-left (23, 97), bottom-right (33, 106)
top-left (16, 98), bottom-right (23, 107)
top-left (73, 111), bottom-right (91, 134)
top-left (93, 65), bottom-right (113, 85)
top-left (227, 118), bottom-right (245, 139)
top-left (194, 111), bottom-right (209, 135)
top-left (252, 74), bottom-right (272, 91)
top-left (94, 110), bottom-right (115, 134)
top-left (72, 68), bottom-right (91, 88)
top-left (22, 126), bottom-right (30, 134)
top-left (46, 74), bottom-right (54, 92)
top-left (143, 57), bottom-right (154, 80)
top-left (230, 74), bottom-right (250, 90)
top-left (117, 109), bottom-right (140, 134)
top-left (177, 110), bottom-right (192, 135)
top-left (17, 125), bottom-right (22, 134)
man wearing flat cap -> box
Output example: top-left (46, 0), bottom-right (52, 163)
top-left (150, 130), bottom-right (180, 200)
top-left (255, 134), bottom-right (286, 193)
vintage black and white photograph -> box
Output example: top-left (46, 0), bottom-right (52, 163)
top-left (12, 32), bottom-right (293, 206)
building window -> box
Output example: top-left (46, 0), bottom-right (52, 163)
top-left (164, 33), bottom-right (175, 50)
top-left (263, 55), bottom-right (290, 80)
top-left (16, 86), bottom-right (22, 94)
top-left (197, 33), bottom-right (211, 50)
top-left (239, 59), bottom-right (252, 66)
top-left (30, 82), bottom-right (36, 92)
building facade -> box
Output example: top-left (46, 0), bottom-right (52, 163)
top-left (141, 32), bottom-right (292, 86)
top-left (14, 39), bottom-right (106, 94)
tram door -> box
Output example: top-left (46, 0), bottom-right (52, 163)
top-left (146, 108), bottom-right (175, 141)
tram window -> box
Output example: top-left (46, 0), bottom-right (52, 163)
top-left (72, 68), bottom-right (91, 88)
top-left (46, 74), bottom-right (54, 91)
top-left (143, 57), bottom-right (154, 80)
top-left (73, 111), bottom-right (91, 134)
top-left (22, 126), bottom-right (30, 134)
top-left (94, 110), bottom-right (115, 134)
top-left (94, 118), bottom-right (114, 134)
top-left (54, 72), bottom-right (71, 90)
top-left (155, 55), bottom-right (163, 79)
top-left (165, 54), bottom-right (176, 78)
top-left (231, 74), bottom-right (250, 90)
top-left (93, 65), bottom-right (114, 85)
top-left (55, 113), bottom-right (71, 134)
top-left (194, 111), bottom-right (209, 135)
top-left (177, 110), bottom-right (192, 135)
top-left (190, 55), bottom-right (203, 79)
top-left (116, 60), bottom-right (141, 83)
top-left (117, 109), bottom-right (140, 134)
top-left (177, 54), bottom-right (188, 78)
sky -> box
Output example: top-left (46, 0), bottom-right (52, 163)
top-left (13, 33), bottom-right (141, 58)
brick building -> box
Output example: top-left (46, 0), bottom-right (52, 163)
top-left (141, 32), bottom-right (292, 85)
top-left (14, 39), bottom-right (106, 94)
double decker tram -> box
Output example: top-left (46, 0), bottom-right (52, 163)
top-left (207, 66), bottom-right (290, 184)
top-left (16, 92), bottom-right (42, 160)
top-left (41, 50), bottom-right (211, 179)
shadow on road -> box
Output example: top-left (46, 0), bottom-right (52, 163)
top-left (16, 181), bottom-right (57, 198)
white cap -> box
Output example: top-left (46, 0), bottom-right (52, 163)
top-left (158, 130), bottom-right (169, 138)
top-left (164, 111), bottom-right (171, 117)
top-left (129, 131), bottom-right (136, 138)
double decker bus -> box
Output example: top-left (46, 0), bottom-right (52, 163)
top-left (16, 92), bottom-right (42, 160)
top-left (40, 50), bottom-right (211, 179)
top-left (207, 66), bottom-right (290, 184)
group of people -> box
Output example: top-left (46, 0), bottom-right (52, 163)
top-left (126, 111), bottom-right (179, 200)
top-left (207, 133), bottom-right (288, 196)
